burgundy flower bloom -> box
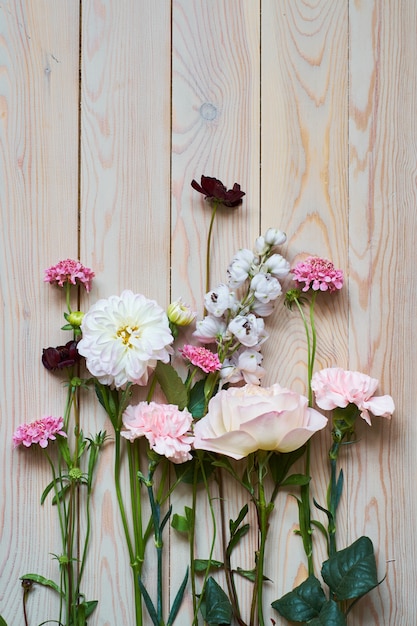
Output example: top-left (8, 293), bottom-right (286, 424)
top-left (42, 340), bottom-right (81, 371)
top-left (191, 176), bottom-right (245, 207)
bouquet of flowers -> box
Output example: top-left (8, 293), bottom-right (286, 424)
top-left (6, 176), bottom-right (394, 626)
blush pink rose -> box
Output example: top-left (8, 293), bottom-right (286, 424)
top-left (193, 384), bottom-right (327, 460)
top-left (311, 368), bottom-right (395, 425)
top-left (121, 402), bottom-right (194, 464)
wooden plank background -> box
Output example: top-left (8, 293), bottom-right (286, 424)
top-left (0, 1), bottom-right (415, 624)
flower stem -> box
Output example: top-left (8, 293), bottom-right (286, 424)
top-left (206, 201), bottom-right (219, 294)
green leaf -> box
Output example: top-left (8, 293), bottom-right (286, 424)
top-left (171, 513), bottom-right (190, 534)
top-left (321, 536), bottom-right (379, 601)
top-left (235, 567), bottom-right (271, 583)
top-left (137, 576), bottom-right (159, 625)
top-left (155, 361), bottom-right (188, 409)
top-left (173, 454), bottom-right (215, 484)
top-left (271, 575), bottom-right (326, 622)
top-left (281, 473), bottom-right (311, 487)
top-left (167, 568), bottom-right (188, 625)
top-left (0, 616), bottom-right (8, 626)
top-left (79, 600), bottom-right (98, 619)
top-left (194, 559), bottom-right (223, 573)
top-left (268, 446), bottom-right (307, 486)
top-left (226, 524), bottom-right (250, 555)
top-left (308, 599), bottom-right (347, 625)
top-left (229, 504), bottom-right (249, 535)
top-left (203, 577), bottom-right (233, 625)
top-left (20, 574), bottom-right (62, 596)
top-left (188, 379), bottom-right (207, 418)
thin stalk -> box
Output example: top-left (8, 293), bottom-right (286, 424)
top-left (205, 202), bottom-right (218, 295)
top-left (190, 460), bottom-right (198, 624)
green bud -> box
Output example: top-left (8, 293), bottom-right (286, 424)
top-left (67, 310), bottom-right (84, 327)
top-left (167, 298), bottom-right (196, 327)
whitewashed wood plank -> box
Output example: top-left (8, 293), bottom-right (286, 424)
top-left (260, 0), bottom-right (349, 617)
top-left (80, 1), bottom-right (172, 624)
top-left (171, 1), bottom-right (261, 622)
top-left (0, 1), bottom-right (79, 623)
top-left (348, 1), bottom-right (417, 623)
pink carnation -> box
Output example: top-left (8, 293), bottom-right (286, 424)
top-left (180, 344), bottom-right (221, 373)
top-left (311, 368), bottom-right (395, 425)
top-left (293, 257), bottom-right (344, 293)
top-left (13, 416), bottom-right (67, 448)
top-left (121, 402), bottom-right (194, 464)
top-left (44, 259), bottom-right (95, 292)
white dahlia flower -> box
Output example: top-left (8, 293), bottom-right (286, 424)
top-left (78, 290), bottom-right (173, 388)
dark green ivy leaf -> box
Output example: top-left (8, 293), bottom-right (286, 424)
top-left (271, 575), bottom-right (326, 622)
top-left (203, 576), bottom-right (233, 625)
top-left (321, 536), bottom-right (379, 601)
top-left (308, 599), bottom-right (347, 625)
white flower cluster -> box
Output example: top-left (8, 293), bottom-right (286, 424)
top-left (193, 228), bottom-right (290, 386)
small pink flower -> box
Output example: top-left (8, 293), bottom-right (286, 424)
top-left (44, 259), bottom-right (95, 292)
top-left (121, 402), bottom-right (194, 464)
top-left (311, 368), bottom-right (395, 425)
top-left (293, 257), bottom-right (344, 293)
top-left (13, 416), bottom-right (67, 448)
top-left (180, 344), bottom-right (221, 373)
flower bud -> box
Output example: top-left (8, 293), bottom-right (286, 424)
top-left (264, 228), bottom-right (287, 246)
top-left (67, 311), bottom-right (84, 327)
top-left (167, 298), bottom-right (196, 327)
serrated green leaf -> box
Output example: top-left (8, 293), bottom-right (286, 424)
top-left (20, 574), bottom-right (62, 596)
top-left (281, 473), bottom-right (311, 487)
top-left (188, 379), bottom-right (207, 418)
top-left (321, 536), bottom-right (379, 601)
top-left (227, 524), bottom-right (250, 555)
top-left (203, 577), bottom-right (232, 625)
top-left (171, 513), bottom-right (190, 534)
top-left (271, 575), bottom-right (326, 622)
top-left (155, 361), bottom-right (188, 409)
top-left (229, 504), bottom-right (249, 536)
top-left (194, 559), bottom-right (223, 572)
top-left (308, 599), bottom-right (347, 625)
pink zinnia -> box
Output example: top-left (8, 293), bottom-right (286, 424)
top-left (311, 368), bottom-right (395, 425)
top-left (44, 259), bottom-right (95, 292)
top-left (180, 344), bottom-right (222, 373)
top-left (292, 257), bottom-right (344, 293)
top-left (121, 402), bottom-right (194, 464)
top-left (13, 416), bottom-right (67, 448)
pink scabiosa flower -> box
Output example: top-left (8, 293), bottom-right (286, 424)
top-left (77, 290), bottom-right (173, 389)
top-left (311, 367), bottom-right (395, 425)
top-left (293, 257), bottom-right (344, 293)
top-left (180, 344), bottom-right (222, 374)
top-left (121, 402), bottom-right (194, 464)
top-left (13, 416), bottom-right (67, 448)
top-left (44, 259), bottom-right (95, 292)
top-left (193, 384), bottom-right (327, 460)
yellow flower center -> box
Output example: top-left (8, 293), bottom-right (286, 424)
top-left (117, 325), bottom-right (139, 346)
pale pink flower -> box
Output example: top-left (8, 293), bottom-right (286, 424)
top-left (180, 344), bottom-right (221, 373)
top-left (193, 384), bottom-right (327, 460)
top-left (311, 368), bottom-right (395, 425)
top-left (78, 290), bottom-right (173, 389)
top-left (121, 402), bottom-right (194, 463)
top-left (220, 348), bottom-right (265, 385)
top-left (193, 315), bottom-right (228, 344)
top-left (13, 416), bottom-right (67, 449)
top-left (44, 259), bottom-right (95, 292)
top-left (293, 257), bottom-right (344, 293)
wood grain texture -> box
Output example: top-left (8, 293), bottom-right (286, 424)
top-left (0, 1), bottom-right (80, 622)
top-left (1, 0), bottom-right (415, 624)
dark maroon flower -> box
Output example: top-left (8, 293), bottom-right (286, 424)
top-left (191, 176), bottom-right (245, 207)
top-left (42, 340), bottom-right (81, 371)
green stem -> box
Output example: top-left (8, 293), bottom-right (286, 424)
top-left (206, 202), bottom-right (219, 295)
top-left (190, 459), bottom-right (198, 624)
top-left (250, 455), bottom-right (271, 626)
